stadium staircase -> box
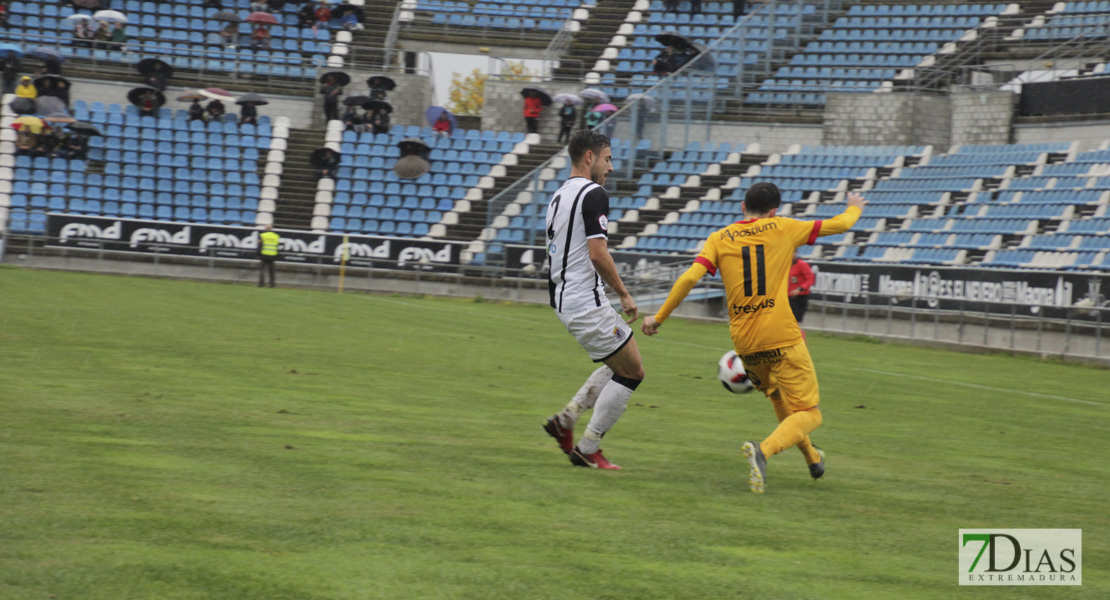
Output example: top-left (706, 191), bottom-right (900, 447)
top-left (610, 147), bottom-right (769, 247)
top-left (272, 128), bottom-right (328, 230)
top-left (552, 0), bottom-right (640, 81)
top-left (440, 141), bottom-right (566, 241)
top-left (350, 0), bottom-right (403, 70)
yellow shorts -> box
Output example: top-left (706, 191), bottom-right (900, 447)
top-left (736, 341), bottom-right (819, 411)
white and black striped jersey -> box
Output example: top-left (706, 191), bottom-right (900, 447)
top-left (546, 177), bottom-right (610, 313)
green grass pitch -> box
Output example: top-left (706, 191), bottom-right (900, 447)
top-left (1, 267), bottom-right (1107, 599)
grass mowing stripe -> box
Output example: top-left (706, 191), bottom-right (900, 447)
top-left (853, 367), bottom-right (1107, 407)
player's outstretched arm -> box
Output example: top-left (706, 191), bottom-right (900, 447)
top-left (817, 191), bottom-right (867, 237)
top-left (588, 238), bottom-right (639, 323)
top-left (643, 262), bottom-right (709, 336)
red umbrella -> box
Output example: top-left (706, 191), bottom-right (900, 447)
top-left (245, 12), bottom-right (278, 25)
top-left (199, 88), bottom-right (235, 101)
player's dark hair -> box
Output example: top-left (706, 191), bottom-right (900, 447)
top-left (744, 182), bottom-right (782, 215)
top-left (568, 129), bottom-right (611, 165)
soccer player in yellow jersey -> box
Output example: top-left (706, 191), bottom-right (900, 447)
top-left (642, 182), bottom-right (866, 493)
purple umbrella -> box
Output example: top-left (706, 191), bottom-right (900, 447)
top-left (424, 106), bottom-right (457, 131)
top-left (593, 103), bottom-right (618, 113)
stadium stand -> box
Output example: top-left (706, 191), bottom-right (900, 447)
top-left (312, 124), bottom-right (527, 237)
top-left (751, 3), bottom-right (1012, 106)
top-left (0, 0), bottom-right (332, 80)
top-left (2, 99), bottom-right (279, 233)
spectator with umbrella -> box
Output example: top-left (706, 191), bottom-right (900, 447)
top-left (432, 112), bottom-right (452, 137)
top-left (187, 98), bottom-right (205, 121)
top-left (310, 147), bottom-right (341, 181)
top-left (652, 46), bottom-right (675, 76)
top-left (32, 48), bottom-right (64, 75)
top-left (1, 55), bottom-right (20, 95)
top-left (72, 19), bottom-right (94, 47)
top-left (395, 138), bottom-right (431, 179)
top-left (367, 75), bottom-right (395, 101)
top-left (9, 97), bottom-right (36, 115)
top-left (127, 86), bottom-right (164, 118)
top-left (207, 99), bottom-right (226, 120)
top-left (250, 24), bottom-right (272, 50)
top-left (138, 58), bottom-right (171, 91)
top-left (319, 72), bottom-right (347, 122)
top-left (93, 21), bottom-right (112, 49)
top-left (219, 22), bottom-right (239, 48)
top-left (58, 131), bottom-right (88, 159)
top-left (109, 22), bottom-right (128, 50)
top-left (553, 93), bottom-right (582, 144)
top-left (297, 3), bottom-right (316, 28)
top-left (315, 2), bottom-right (332, 30)
top-left (521, 87), bottom-right (551, 136)
top-left (237, 92), bottom-right (266, 126)
top-left (426, 106), bottom-right (456, 137)
top-left (368, 101), bottom-right (392, 134)
top-left (341, 103), bottom-right (363, 133)
top-left (16, 76), bottom-right (37, 99)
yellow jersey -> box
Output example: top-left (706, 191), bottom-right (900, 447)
top-left (691, 207), bottom-right (861, 353)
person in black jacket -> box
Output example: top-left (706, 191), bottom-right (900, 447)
top-left (320, 77), bottom-right (342, 122)
top-left (557, 103), bottom-right (576, 144)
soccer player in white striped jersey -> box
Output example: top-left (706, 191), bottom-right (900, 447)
top-left (542, 130), bottom-right (645, 470)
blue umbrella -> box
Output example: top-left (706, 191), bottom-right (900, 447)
top-left (424, 106), bottom-right (457, 131)
top-left (31, 47), bottom-right (64, 62)
top-left (0, 43), bottom-right (23, 59)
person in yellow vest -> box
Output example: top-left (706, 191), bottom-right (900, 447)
top-left (258, 225), bottom-right (280, 287)
top-left (15, 75), bottom-right (36, 99)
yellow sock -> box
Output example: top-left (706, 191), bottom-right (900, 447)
top-left (768, 392), bottom-right (823, 464)
top-left (760, 406), bottom-right (822, 459)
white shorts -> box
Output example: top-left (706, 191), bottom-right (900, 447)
top-left (557, 304), bottom-right (634, 363)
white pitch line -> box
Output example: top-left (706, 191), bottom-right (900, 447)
top-left (854, 368), bottom-right (1106, 407)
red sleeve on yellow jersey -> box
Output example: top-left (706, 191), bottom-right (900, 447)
top-left (805, 220), bottom-right (822, 245)
top-left (695, 232), bottom-right (720, 275)
top-left (694, 256), bottom-right (716, 275)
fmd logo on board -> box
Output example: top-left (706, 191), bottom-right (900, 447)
top-left (959, 529), bottom-right (1081, 586)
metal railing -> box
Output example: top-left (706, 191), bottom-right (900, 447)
top-left (5, 226), bottom-right (1109, 365)
top-left (396, 4), bottom-right (569, 46)
top-left (383, 1), bottom-right (406, 69)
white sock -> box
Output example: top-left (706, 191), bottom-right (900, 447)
top-left (578, 377), bottom-right (637, 454)
top-left (557, 365), bottom-right (613, 428)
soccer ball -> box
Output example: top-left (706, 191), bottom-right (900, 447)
top-left (718, 351), bottom-right (754, 394)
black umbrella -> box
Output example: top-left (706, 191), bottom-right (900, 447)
top-left (127, 86), bottom-right (165, 107)
top-left (367, 75), bottom-right (396, 91)
top-left (521, 86), bottom-right (553, 106)
top-left (344, 95), bottom-right (371, 107)
top-left (137, 57), bottom-right (173, 77)
top-left (33, 74), bottom-right (69, 90)
top-left (398, 137), bottom-right (430, 156)
top-left (655, 31), bottom-right (694, 50)
top-left (211, 10), bottom-right (241, 22)
top-left (685, 42), bottom-right (715, 72)
top-left (310, 147), bottom-right (341, 168)
top-left (236, 92), bottom-right (268, 106)
top-left (320, 71), bottom-right (351, 87)
top-left (9, 97), bottom-right (36, 115)
top-left (331, 3), bottom-right (365, 19)
top-left (365, 100), bottom-right (393, 113)
top-left (68, 121), bottom-right (102, 136)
